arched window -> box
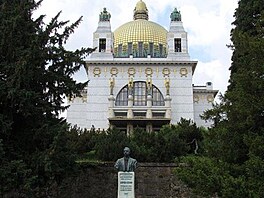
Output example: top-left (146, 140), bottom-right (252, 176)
top-left (115, 86), bottom-right (128, 106)
top-left (115, 81), bottom-right (165, 106)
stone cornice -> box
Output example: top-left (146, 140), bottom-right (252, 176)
top-left (85, 59), bottom-right (198, 74)
top-left (193, 89), bottom-right (218, 97)
top-left (86, 59), bottom-right (197, 65)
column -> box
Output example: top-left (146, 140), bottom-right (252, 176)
top-left (108, 95), bottom-right (115, 118)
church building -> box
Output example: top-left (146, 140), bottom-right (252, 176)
top-left (67, 0), bottom-right (218, 132)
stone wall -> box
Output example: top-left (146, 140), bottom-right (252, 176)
top-left (53, 162), bottom-right (195, 198)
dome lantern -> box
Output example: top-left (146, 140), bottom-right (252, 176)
top-left (133, 0), bottom-right (148, 20)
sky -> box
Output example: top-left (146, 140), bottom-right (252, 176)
top-left (35, 0), bottom-right (239, 99)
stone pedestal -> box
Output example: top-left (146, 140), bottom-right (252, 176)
top-left (118, 172), bottom-right (135, 198)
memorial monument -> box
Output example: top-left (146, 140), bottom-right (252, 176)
top-left (115, 147), bottom-right (137, 198)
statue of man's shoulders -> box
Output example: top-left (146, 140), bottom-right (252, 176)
top-left (129, 157), bottom-right (136, 162)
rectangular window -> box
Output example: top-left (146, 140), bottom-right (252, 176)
top-left (128, 42), bottom-right (132, 55)
top-left (159, 44), bottom-right (163, 57)
top-left (138, 42), bottom-right (143, 57)
top-left (134, 112), bottom-right (146, 117)
top-left (174, 38), bottom-right (181, 52)
top-left (134, 82), bottom-right (146, 106)
top-left (152, 112), bottom-right (165, 118)
top-left (115, 112), bottom-right (127, 117)
top-left (118, 44), bottom-right (122, 56)
top-left (99, 38), bottom-right (106, 52)
top-left (149, 42), bottom-right (154, 57)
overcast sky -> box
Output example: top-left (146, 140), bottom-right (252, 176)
top-left (35, 0), bottom-right (238, 98)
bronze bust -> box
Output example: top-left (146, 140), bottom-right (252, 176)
top-left (114, 147), bottom-right (137, 172)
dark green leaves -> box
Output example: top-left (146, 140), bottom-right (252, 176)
top-left (0, 0), bottom-right (94, 194)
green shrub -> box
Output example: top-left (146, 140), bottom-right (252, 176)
top-left (174, 155), bottom-right (264, 197)
top-left (174, 156), bottom-right (225, 196)
top-left (94, 128), bottom-right (129, 161)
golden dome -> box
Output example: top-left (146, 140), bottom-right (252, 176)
top-left (113, 0), bottom-right (168, 58)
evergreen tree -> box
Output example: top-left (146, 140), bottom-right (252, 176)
top-left (224, 0), bottom-right (264, 164)
top-left (202, 0), bottom-right (264, 164)
top-left (175, 0), bottom-right (264, 196)
top-left (0, 0), bottom-right (93, 194)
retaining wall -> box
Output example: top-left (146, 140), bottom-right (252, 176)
top-left (54, 162), bottom-right (195, 198)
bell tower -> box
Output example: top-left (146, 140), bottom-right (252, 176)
top-left (91, 8), bottom-right (113, 59)
top-left (167, 8), bottom-right (190, 60)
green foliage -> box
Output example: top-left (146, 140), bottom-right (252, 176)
top-left (0, 159), bottom-right (35, 196)
top-left (225, 0), bottom-right (264, 164)
top-left (231, 0), bottom-right (263, 38)
top-left (67, 126), bottom-right (98, 155)
top-left (175, 156), bottom-right (225, 196)
top-left (42, 125), bottom-right (78, 184)
top-left (202, 126), bottom-right (249, 163)
top-left (82, 118), bottom-right (205, 163)
top-left (200, 0), bottom-right (264, 165)
top-left (201, 94), bottom-right (228, 127)
top-left (94, 128), bottom-right (129, 161)
top-left (175, 156), bottom-right (251, 197)
top-left (0, 0), bottom-right (94, 195)
top-left (244, 132), bottom-right (264, 160)
top-left (243, 156), bottom-right (264, 197)
top-left (154, 124), bottom-right (189, 162)
top-left (220, 174), bottom-right (248, 198)
top-left (176, 1), bottom-right (264, 197)
top-left (175, 155), bottom-right (264, 197)
top-left (129, 127), bottom-right (157, 162)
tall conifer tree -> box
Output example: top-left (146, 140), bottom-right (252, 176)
top-left (0, 0), bottom-right (93, 194)
top-left (175, 1), bottom-right (264, 196)
top-left (198, 0), bottom-right (264, 164)
top-left (224, 0), bottom-right (264, 163)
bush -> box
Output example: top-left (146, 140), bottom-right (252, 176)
top-left (90, 118), bottom-right (205, 163)
top-left (174, 155), bottom-right (264, 197)
top-left (174, 156), bottom-right (225, 196)
top-left (94, 128), bottom-right (129, 161)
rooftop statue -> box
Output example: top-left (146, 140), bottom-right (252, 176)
top-left (99, 8), bottom-right (111, 21)
top-left (115, 147), bottom-right (137, 172)
top-left (170, 8), bottom-right (181, 22)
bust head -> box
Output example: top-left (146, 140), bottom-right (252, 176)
top-left (123, 147), bottom-right (130, 158)
top-left (115, 147), bottom-right (137, 172)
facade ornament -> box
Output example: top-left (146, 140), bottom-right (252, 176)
top-left (193, 95), bottom-right (199, 103)
top-left (207, 95), bottom-right (214, 103)
top-left (162, 68), bottom-right (170, 77)
top-left (170, 8), bottom-right (181, 22)
top-left (146, 77), bottom-right (152, 95)
top-left (93, 67), bottom-right (101, 77)
top-left (145, 67), bottom-right (153, 77)
top-left (180, 68), bottom-right (188, 77)
top-left (110, 67), bottom-right (118, 77)
top-left (81, 89), bottom-right (88, 103)
top-left (68, 89), bottom-right (87, 103)
top-left (139, 67), bottom-right (142, 77)
top-left (156, 67), bottom-right (159, 77)
top-left (109, 77), bottom-right (115, 95)
top-left (128, 67), bottom-right (136, 77)
top-left (165, 78), bottom-right (170, 95)
top-left (128, 77), bottom-right (134, 95)
top-left (99, 8), bottom-right (111, 22)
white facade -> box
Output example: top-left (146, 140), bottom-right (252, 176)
top-left (67, 1), bottom-right (218, 131)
